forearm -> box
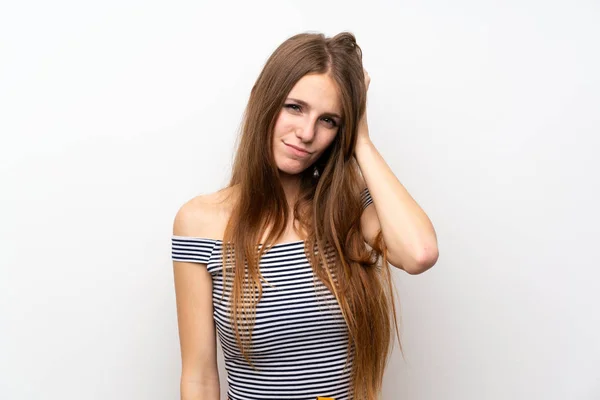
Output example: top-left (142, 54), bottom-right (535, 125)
top-left (355, 138), bottom-right (438, 271)
top-left (181, 378), bottom-right (220, 400)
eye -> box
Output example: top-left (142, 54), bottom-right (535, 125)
top-left (322, 117), bottom-right (337, 128)
top-left (285, 103), bottom-right (338, 128)
top-left (285, 104), bottom-right (301, 112)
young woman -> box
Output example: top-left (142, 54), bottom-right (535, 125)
top-left (172, 31), bottom-right (438, 400)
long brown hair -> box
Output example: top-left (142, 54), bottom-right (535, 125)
top-left (217, 31), bottom-right (401, 400)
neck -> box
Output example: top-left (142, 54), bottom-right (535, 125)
top-left (278, 171), bottom-right (303, 209)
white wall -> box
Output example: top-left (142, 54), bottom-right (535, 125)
top-left (1, 1), bottom-right (598, 399)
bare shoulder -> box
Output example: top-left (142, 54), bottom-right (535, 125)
top-left (173, 186), bottom-right (237, 239)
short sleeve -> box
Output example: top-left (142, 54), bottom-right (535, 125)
top-left (360, 187), bottom-right (373, 210)
top-left (171, 235), bottom-right (218, 264)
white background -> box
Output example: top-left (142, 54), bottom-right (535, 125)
top-left (1, 1), bottom-right (599, 399)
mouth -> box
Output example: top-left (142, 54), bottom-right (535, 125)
top-left (284, 142), bottom-right (312, 156)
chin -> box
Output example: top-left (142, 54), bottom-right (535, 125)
top-left (278, 166), bottom-right (305, 176)
top-left (277, 161), bottom-right (308, 176)
top-left (275, 156), bottom-right (306, 175)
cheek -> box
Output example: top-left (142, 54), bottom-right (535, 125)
top-left (273, 113), bottom-right (292, 134)
top-left (311, 134), bottom-right (337, 159)
top-left (321, 132), bottom-right (338, 150)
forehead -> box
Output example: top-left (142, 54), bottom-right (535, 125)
top-left (287, 73), bottom-right (342, 115)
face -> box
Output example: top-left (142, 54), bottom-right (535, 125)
top-left (272, 73), bottom-right (342, 176)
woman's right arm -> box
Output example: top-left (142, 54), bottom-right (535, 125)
top-left (173, 200), bottom-right (220, 400)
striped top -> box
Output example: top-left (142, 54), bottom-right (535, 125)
top-left (171, 187), bottom-right (373, 400)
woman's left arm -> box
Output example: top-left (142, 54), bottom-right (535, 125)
top-left (355, 70), bottom-right (438, 274)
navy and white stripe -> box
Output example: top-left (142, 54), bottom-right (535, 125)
top-left (171, 188), bottom-right (372, 400)
top-left (360, 185), bottom-right (373, 209)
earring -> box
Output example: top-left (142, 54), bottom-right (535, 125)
top-left (313, 165), bottom-right (320, 179)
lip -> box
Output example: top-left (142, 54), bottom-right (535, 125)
top-left (284, 143), bottom-right (311, 156)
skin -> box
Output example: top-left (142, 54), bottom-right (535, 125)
top-left (272, 72), bottom-right (342, 206)
top-left (271, 69), bottom-right (439, 272)
top-left (171, 67), bottom-right (438, 400)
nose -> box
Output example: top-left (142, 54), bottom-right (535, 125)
top-left (295, 117), bottom-right (316, 143)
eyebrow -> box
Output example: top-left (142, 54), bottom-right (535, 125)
top-left (287, 98), bottom-right (342, 120)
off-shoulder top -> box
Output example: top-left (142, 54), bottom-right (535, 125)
top-left (171, 187), bottom-right (373, 400)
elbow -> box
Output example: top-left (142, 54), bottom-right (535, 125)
top-left (385, 239), bottom-right (439, 275)
top-left (404, 246), bottom-right (439, 275)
